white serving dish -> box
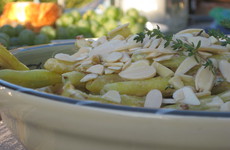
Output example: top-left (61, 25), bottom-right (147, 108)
top-left (0, 42), bottom-right (230, 150)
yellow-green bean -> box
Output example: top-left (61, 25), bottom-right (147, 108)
top-left (0, 45), bottom-right (29, 70)
top-left (86, 74), bottom-right (126, 94)
top-left (62, 71), bottom-right (86, 89)
top-left (44, 58), bottom-right (75, 74)
top-left (0, 69), bottom-right (62, 88)
top-left (101, 76), bottom-right (174, 97)
top-left (160, 56), bottom-right (186, 71)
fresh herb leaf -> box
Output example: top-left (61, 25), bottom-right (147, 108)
top-left (202, 58), bottom-right (216, 74)
top-left (164, 34), bottom-right (173, 48)
top-left (208, 29), bottom-right (230, 45)
top-left (220, 19), bottom-right (230, 29)
top-left (134, 32), bottom-right (146, 43)
top-left (134, 26), bottom-right (219, 74)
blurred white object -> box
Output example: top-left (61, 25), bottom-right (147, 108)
top-left (146, 21), bottom-right (169, 32)
top-left (115, 0), bottom-right (189, 33)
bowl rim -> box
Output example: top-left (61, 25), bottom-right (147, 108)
top-left (1, 79), bottom-right (230, 118)
top-left (2, 42), bottom-right (230, 118)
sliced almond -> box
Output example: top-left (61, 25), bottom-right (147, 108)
top-left (111, 34), bottom-right (125, 41)
top-left (219, 60), bottom-right (230, 83)
top-left (119, 60), bottom-right (156, 80)
top-left (129, 47), bottom-right (142, 52)
top-left (172, 88), bottom-right (185, 102)
top-left (72, 47), bottom-right (91, 58)
top-left (104, 68), bottom-right (115, 74)
top-left (80, 74), bottom-right (98, 82)
top-left (162, 98), bottom-right (176, 104)
top-left (149, 38), bottom-right (161, 49)
top-left (143, 38), bottom-right (153, 48)
top-left (107, 23), bottom-right (130, 39)
top-left (72, 53), bottom-right (88, 61)
top-left (198, 51), bottom-right (213, 58)
top-left (75, 38), bottom-right (92, 48)
top-left (120, 52), bottom-right (131, 62)
top-left (122, 59), bottom-right (131, 70)
top-left (174, 33), bottom-right (193, 40)
top-left (146, 51), bottom-right (162, 59)
top-left (105, 52), bottom-right (123, 62)
top-left (187, 36), bottom-right (211, 47)
top-left (104, 62), bottom-right (124, 67)
top-left (133, 48), bottom-right (156, 54)
top-left (89, 40), bottom-right (126, 58)
top-left (182, 86), bottom-right (200, 105)
top-left (86, 64), bottom-right (104, 75)
top-left (195, 66), bottom-right (215, 92)
top-left (55, 53), bottom-right (73, 62)
top-left (153, 54), bottom-right (174, 61)
top-left (198, 45), bottom-right (229, 54)
top-left (77, 60), bottom-right (92, 66)
top-left (220, 101), bottom-right (230, 111)
top-left (176, 28), bottom-right (208, 37)
top-left (157, 40), bottom-right (175, 53)
top-left (206, 96), bottom-right (224, 107)
top-left (175, 56), bottom-right (199, 75)
top-left (152, 61), bottom-right (174, 78)
top-left (102, 90), bottom-right (121, 103)
top-left (209, 36), bottom-right (219, 44)
top-left (144, 89), bottom-right (163, 108)
top-left (107, 66), bottom-right (122, 71)
top-left (97, 35), bottom-right (108, 44)
top-left (169, 76), bottom-right (184, 89)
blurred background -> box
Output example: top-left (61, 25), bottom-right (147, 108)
top-left (0, 0), bottom-right (229, 49)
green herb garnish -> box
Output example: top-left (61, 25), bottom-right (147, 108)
top-left (208, 29), bottom-right (230, 46)
top-left (134, 26), bottom-right (217, 74)
top-left (220, 19), bottom-right (230, 29)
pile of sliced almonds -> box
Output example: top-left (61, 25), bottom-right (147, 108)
top-left (50, 24), bottom-right (230, 111)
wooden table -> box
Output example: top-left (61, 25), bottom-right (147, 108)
top-left (0, 121), bottom-right (26, 150)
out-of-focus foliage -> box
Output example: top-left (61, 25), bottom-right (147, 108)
top-left (65, 0), bottom-right (93, 9)
top-left (0, 0), bottom-right (91, 14)
top-left (0, 0), bottom-right (31, 14)
top-left (55, 6), bottom-right (147, 38)
top-left (0, 0), bottom-right (148, 49)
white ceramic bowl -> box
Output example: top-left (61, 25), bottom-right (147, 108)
top-left (0, 43), bottom-right (230, 150)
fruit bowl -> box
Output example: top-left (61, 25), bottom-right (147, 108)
top-left (0, 42), bottom-right (230, 150)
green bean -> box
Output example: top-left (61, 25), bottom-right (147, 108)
top-left (163, 103), bottom-right (220, 111)
top-left (120, 95), bottom-right (144, 107)
top-left (0, 45), bottom-right (29, 70)
top-left (86, 74), bottom-right (126, 94)
top-left (212, 81), bottom-right (230, 95)
top-left (160, 56), bottom-right (186, 71)
top-left (0, 69), bottom-right (62, 88)
top-left (87, 94), bottom-right (145, 107)
top-left (62, 71), bottom-right (86, 89)
top-left (211, 53), bottom-right (230, 61)
top-left (44, 58), bottom-right (75, 74)
top-left (101, 77), bottom-right (175, 97)
top-left (163, 96), bottom-right (217, 111)
top-left (62, 82), bottom-right (145, 106)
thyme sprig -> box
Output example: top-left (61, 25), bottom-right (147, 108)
top-left (134, 26), bottom-right (217, 74)
top-left (208, 29), bottom-right (230, 46)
